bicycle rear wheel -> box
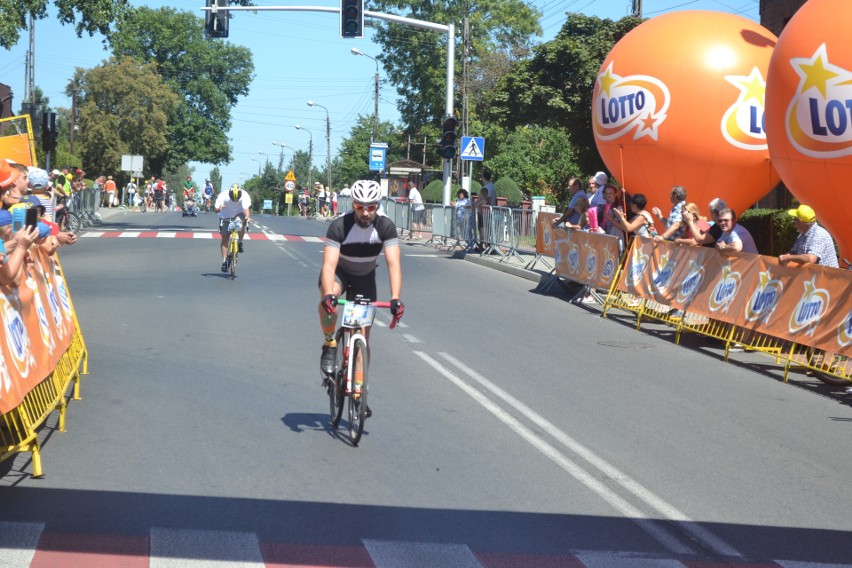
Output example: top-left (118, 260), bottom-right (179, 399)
top-left (65, 212), bottom-right (82, 234)
top-left (348, 337), bottom-right (369, 446)
top-left (229, 250), bottom-right (237, 279)
top-left (329, 329), bottom-right (346, 428)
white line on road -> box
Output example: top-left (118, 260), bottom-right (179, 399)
top-left (364, 539), bottom-right (482, 568)
top-left (402, 333), bottom-right (420, 343)
top-left (436, 351), bottom-right (743, 560)
top-left (0, 521), bottom-right (44, 568)
top-left (414, 351), bottom-right (695, 557)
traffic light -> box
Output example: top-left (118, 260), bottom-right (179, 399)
top-left (340, 0), bottom-right (364, 38)
top-left (41, 111), bottom-right (56, 153)
top-left (205, 0), bottom-right (229, 38)
top-left (439, 116), bottom-right (458, 160)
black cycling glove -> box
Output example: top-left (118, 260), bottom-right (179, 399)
top-left (321, 294), bottom-right (338, 314)
top-left (390, 299), bottom-right (405, 319)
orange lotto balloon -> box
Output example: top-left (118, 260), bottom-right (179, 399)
top-left (593, 11), bottom-right (779, 218)
top-left (765, 0), bottom-right (852, 261)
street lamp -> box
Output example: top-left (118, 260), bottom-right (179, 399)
top-left (250, 157), bottom-right (261, 176)
top-left (307, 100), bottom-right (332, 191)
top-left (272, 141), bottom-right (293, 171)
top-left (351, 47), bottom-right (380, 141)
top-left (257, 150), bottom-right (270, 170)
top-left (295, 124), bottom-right (313, 189)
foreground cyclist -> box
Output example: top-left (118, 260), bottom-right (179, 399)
top-left (215, 184), bottom-right (252, 272)
top-left (319, 180), bottom-right (404, 413)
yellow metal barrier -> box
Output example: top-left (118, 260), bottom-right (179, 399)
top-left (0, 255), bottom-right (88, 477)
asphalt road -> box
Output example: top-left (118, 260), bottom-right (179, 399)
top-left (2, 208), bottom-right (852, 567)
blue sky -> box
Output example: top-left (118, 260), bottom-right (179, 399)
top-left (1, 0), bottom-right (759, 187)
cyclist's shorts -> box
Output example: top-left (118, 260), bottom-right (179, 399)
top-left (218, 214), bottom-right (246, 237)
top-left (318, 268), bottom-right (377, 302)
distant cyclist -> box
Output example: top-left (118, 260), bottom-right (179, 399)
top-left (318, 180), bottom-right (404, 392)
top-left (215, 183), bottom-right (252, 272)
top-left (203, 179), bottom-right (214, 212)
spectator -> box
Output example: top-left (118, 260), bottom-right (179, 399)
top-left (104, 175), bottom-right (117, 207)
top-left (683, 199), bottom-right (758, 253)
top-left (331, 189), bottom-right (338, 216)
top-left (780, 205), bottom-right (839, 268)
top-left (339, 183), bottom-right (351, 197)
top-left (408, 181), bottom-right (425, 239)
top-left (589, 171), bottom-right (609, 207)
top-left (481, 172), bottom-right (496, 206)
top-left (452, 188), bottom-right (471, 244)
top-left (713, 208), bottom-right (759, 254)
top-left (126, 178), bottom-right (138, 207)
top-left (651, 185), bottom-right (687, 241)
top-left (675, 203), bottom-right (711, 246)
top-left (612, 193), bottom-right (658, 238)
top-left (564, 196), bottom-right (591, 230)
top-left (474, 188), bottom-right (489, 251)
top-left (598, 184), bottom-right (625, 238)
top-left (552, 178), bottom-right (587, 228)
top-left (0, 209), bottom-right (38, 287)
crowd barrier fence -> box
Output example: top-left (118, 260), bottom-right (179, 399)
top-left (0, 251), bottom-right (88, 477)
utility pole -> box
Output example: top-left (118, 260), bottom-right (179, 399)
top-left (632, 0), bottom-right (642, 17)
top-left (70, 85), bottom-right (77, 155)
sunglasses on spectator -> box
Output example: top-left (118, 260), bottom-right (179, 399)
top-left (353, 203), bottom-right (378, 213)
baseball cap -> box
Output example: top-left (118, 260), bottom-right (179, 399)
top-left (594, 171), bottom-right (608, 186)
top-left (28, 167), bottom-right (49, 189)
top-left (0, 160), bottom-right (19, 187)
top-left (0, 210), bottom-right (12, 226)
top-left (788, 204), bottom-right (816, 223)
top-left (51, 169), bottom-right (61, 176)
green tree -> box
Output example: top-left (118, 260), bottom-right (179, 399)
top-left (482, 124), bottom-right (579, 204)
top-left (107, 7), bottom-right (254, 171)
top-left (72, 56), bottom-right (178, 179)
top-left (481, 14), bottom-right (642, 173)
top-left (370, 0), bottom-right (540, 137)
top-left (0, 0), bottom-right (130, 49)
top-left (336, 116), bottom-right (406, 186)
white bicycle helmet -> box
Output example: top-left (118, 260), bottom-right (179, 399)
top-left (350, 180), bottom-right (381, 204)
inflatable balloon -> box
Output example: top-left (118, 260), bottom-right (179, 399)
top-left (593, 11), bottom-right (779, 219)
top-left (765, 0), bottom-right (852, 262)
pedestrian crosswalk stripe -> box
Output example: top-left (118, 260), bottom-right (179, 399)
top-left (0, 521), bottom-right (44, 567)
top-left (150, 528), bottom-right (265, 568)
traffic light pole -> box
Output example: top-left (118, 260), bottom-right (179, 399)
top-left (203, 4), bottom-right (456, 204)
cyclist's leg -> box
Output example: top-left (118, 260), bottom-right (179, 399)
top-left (319, 272), bottom-right (347, 374)
top-left (218, 219), bottom-right (230, 271)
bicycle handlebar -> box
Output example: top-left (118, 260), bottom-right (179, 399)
top-left (335, 298), bottom-right (400, 329)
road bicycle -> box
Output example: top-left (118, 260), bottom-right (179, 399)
top-left (323, 296), bottom-right (399, 446)
top-left (54, 204), bottom-right (82, 234)
top-left (224, 217), bottom-right (248, 279)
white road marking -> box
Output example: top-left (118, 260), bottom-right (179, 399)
top-left (156, 232), bottom-right (176, 238)
top-left (300, 236), bottom-right (325, 242)
top-left (776, 562), bottom-right (852, 568)
top-left (149, 527), bottom-right (264, 568)
top-left (0, 521), bottom-right (44, 568)
top-left (414, 351), bottom-right (695, 557)
top-left (364, 539), bottom-right (482, 568)
top-left (119, 231), bottom-right (140, 237)
top-left (80, 232), bottom-right (104, 237)
top-left (402, 333), bottom-right (420, 343)
top-left (436, 351), bottom-right (743, 560)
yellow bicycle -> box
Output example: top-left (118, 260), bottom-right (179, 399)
top-left (224, 217), bottom-right (246, 279)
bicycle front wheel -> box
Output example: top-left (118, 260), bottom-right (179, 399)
top-left (348, 337), bottom-right (369, 446)
top-left (329, 328), bottom-right (346, 428)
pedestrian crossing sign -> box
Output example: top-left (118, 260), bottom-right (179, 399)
top-left (460, 136), bottom-right (485, 161)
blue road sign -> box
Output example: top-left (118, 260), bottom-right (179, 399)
top-left (460, 136), bottom-right (485, 161)
top-left (369, 142), bottom-right (388, 172)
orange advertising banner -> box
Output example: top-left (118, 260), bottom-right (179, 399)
top-left (551, 228), bottom-right (621, 290)
top-left (536, 212), bottom-right (560, 257)
top-left (617, 238), bottom-right (852, 357)
top-left (0, 249), bottom-right (76, 415)
top-left (0, 115), bottom-right (37, 167)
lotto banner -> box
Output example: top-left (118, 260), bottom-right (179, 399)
top-left (535, 212), bottom-right (560, 257)
top-left (551, 226), bottom-right (621, 290)
top-left (618, 238), bottom-right (852, 356)
top-left (0, 249), bottom-right (76, 415)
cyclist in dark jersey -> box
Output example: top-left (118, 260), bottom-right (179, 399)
top-left (319, 180), bottom-right (404, 378)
